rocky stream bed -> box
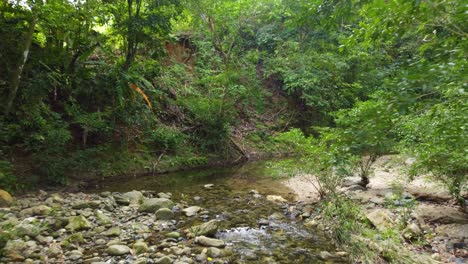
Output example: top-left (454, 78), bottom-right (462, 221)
top-left (0, 185), bottom-right (346, 264)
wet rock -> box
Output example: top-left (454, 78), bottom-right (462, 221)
top-left (204, 184), bottom-right (214, 189)
top-left (195, 236), bottom-right (225, 248)
top-left (0, 189), bottom-right (13, 207)
top-left (155, 208), bottom-right (174, 220)
top-left (106, 244), bottom-right (131, 256)
top-left (188, 219), bottom-right (220, 237)
top-left (20, 205), bottom-right (52, 216)
top-left (103, 226), bottom-right (121, 237)
top-left (366, 210), bottom-right (394, 231)
top-left (133, 240), bottom-right (149, 254)
top-left (266, 195), bottom-right (287, 203)
top-left (182, 206), bottom-right (201, 217)
top-left (66, 215), bottom-right (92, 231)
top-left (139, 198), bottom-right (174, 213)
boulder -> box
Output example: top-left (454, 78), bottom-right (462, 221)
top-left (155, 208), bottom-right (174, 220)
top-left (195, 236), bottom-right (225, 248)
top-left (106, 245), bottom-right (131, 256)
top-left (188, 219), bottom-right (220, 237)
top-left (0, 189), bottom-right (13, 207)
top-left (366, 210), bottom-right (394, 231)
top-left (66, 215), bottom-right (91, 231)
top-left (182, 206), bottom-right (201, 217)
top-left (138, 198), bottom-right (174, 213)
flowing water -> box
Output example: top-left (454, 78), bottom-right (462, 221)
top-left (95, 159), bottom-right (346, 263)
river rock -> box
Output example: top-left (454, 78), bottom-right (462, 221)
top-left (123, 190), bottom-right (144, 205)
top-left (207, 247), bottom-right (223, 257)
top-left (266, 195), bottom-right (287, 203)
top-left (318, 251), bottom-right (334, 260)
top-left (68, 249), bottom-right (83, 260)
top-left (103, 226), bottom-right (121, 237)
top-left (66, 215), bottom-right (92, 231)
top-left (155, 208), bottom-right (174, 220)
top-left (15, 218), bottom-right (42, 237)
top-left (133, 240), bottom-right (149, 254)
top-left (139, 198), bottom-right (174, 213)
top-left (154, 256), bottom-right (173, 264)
top-left (47, 242), bottom-right (63, 257)
top-left (157, 192), bottom-right (172, 199)
top-left (0, 189), bottom-right (13, 207)
top-left (166, 231), bottom-right (181, 239)
top-left (204, 184), bottom-right (214, 189)
top-left (182, 206), bottom-right (201, 217)
top-left (366, 209), bottom-right (394, 231)
top-left (95, 210), bottom-right (112, 225)
top-left (188, 219), bottom-right (220, 237)
top-left (4, 239), bottom-right (27, 257)
top-left (106, 245), bottom-right (131, 256)
top-left (403, 222), bottom-right (422, 240)
top-left (19, 205), bottom-right (52, 216)
top-left (195, 236), bottom-right (225, 248)
top-left (72, 200), bottom-right (101, 209)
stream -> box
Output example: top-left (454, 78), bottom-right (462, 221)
top-left (94, 159), bottom-right (345, 263)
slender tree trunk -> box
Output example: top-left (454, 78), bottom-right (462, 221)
top-left (5, 16), bottom-right (37, 115)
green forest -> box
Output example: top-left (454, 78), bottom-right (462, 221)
top-left (0, 0), bottom-right (466, 263)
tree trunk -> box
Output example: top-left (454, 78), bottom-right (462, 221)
top-left (4, 16), bottom-right (37, 115)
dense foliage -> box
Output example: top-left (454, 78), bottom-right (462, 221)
top-left (1, 0), bottom-right (466, 203)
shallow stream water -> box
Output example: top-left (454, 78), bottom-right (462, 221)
top-left (96, 160), bottom-right (346, 263)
